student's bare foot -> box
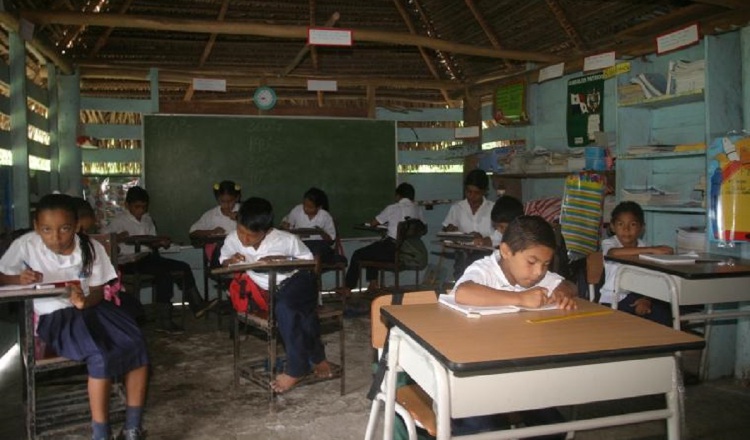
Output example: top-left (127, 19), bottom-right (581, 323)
top-left (270, 373), bottom-right (301, 393)
top-left (313, 360), bottom-right (333, 379)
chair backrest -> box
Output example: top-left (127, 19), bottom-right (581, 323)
top-left (395, 218), bottom-right (428, 270)
top-left (370, 291), bottom-right (438, 350)
top-left (90, 233), bottom-right (118, 266)
top-left (586, 251), bottom-right (604, 302)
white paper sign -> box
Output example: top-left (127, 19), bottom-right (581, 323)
top-left (307, 80), bottom-right (338, 92)
top-left (583, 52), bottom-right (616, 72)
top-left (455, 126), bottom-right (480, 139)
top-left (308, 28), bottom-right (352, 46)
top-left (657, 24), bottom-right (699, 55)
top-left (539, 62), bottom-right (565, 82)
top-left (192, 78), bottom-right (226, 92)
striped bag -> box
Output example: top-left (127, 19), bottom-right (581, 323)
top-left (560, 173), bottom-right (606, 256)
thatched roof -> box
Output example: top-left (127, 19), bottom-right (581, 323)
top-left (2, 0), bottom-right (749, 111)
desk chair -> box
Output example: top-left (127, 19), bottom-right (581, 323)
top-left (119, 249), bottom-right (188, 328)
top-left (232, 263), bottom-right (345, 400)
top-left (585, 251), bottom-right (604, 302)
top-left (364, 291), bottom-right (439, 440)
top-left (359, 219), bottom-right (428, 294)
top-left (22, 233), bottom-right (126, 439)
top-left (316, 228), bottom-right (349, 309)
top-left (199, 240), bottom-right (231, 327)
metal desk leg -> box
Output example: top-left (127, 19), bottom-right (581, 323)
top-left (382, 331), bottom-right (401, 440)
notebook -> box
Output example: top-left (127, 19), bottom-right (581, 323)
top-left (438, 294), bottom-right (556, 317)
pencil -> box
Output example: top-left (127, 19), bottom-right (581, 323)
top-left (526, 309), bottom-right (614, 324)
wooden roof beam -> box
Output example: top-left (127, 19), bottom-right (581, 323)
top-left (185, 0), bottom-right (230, 101)
top-left (282, 11), bottom-right (339, 76)
top-left (20, 10), bottom-right (562, 63)
top-left (75, 65), bottom-right (464, 91)
top-left (393, 0), bottom-right (453, 105)
top-left (88, 0), bottom-right (133, 58)
top-left (544, 0), bottom-right (587, 52)
top-left (692, 0), bottom-right (748, 8)
top-left (410, 0), bottom-right (463, 79)
top-left (0, 12), bottom-right (73, 74)
top-left (464, 0), bottom-right (513, 69)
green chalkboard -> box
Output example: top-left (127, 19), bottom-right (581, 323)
top-left (143, 115), bottom-right (396, 244)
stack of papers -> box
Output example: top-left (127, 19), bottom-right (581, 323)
top-left (668, 59), bottom-right (705, 94)
top-left (438, 294), bottom-right (556, 317)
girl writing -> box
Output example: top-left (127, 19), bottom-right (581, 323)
top-left (0, 194), bottom-right (149, 440)
top-left (189, 180), bottom-right (242, 239)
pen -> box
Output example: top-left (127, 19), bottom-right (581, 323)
top-left (526, 309), bottom-right (613, 324)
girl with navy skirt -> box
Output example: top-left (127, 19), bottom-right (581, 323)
top-left (0, 194), bottom-right (148, 440)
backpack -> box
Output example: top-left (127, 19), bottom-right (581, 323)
top-left (397, 218), bottom-right (428, 270)
top-left (228, 272), bottom-right (269, 313)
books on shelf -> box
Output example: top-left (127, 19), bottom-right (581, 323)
top-left (667, 59), bottom-right (705, 95)
top-left (438, 294), bottom-right (556, 317)
top-left (628, 73), bottom-right (668, 99)
top-left (624, 142), bottom-right (705, 156)
top-left (621, 187), bottom-right (681, 205)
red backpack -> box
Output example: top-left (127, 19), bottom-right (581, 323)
top-left (227, 272), bottom-right (269, 313)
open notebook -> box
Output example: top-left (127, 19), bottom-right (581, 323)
top-left (638, 252), bottom-right (722, 265)
top-left (438, 294), bottom-right (557, 317)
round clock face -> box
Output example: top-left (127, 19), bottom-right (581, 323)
top-left (253, 86), bottom-right (277, 110)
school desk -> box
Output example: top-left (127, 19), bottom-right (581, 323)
top-left (0, 285), bottom-right (71, 439)
top-left (605, 253), bottom-right (750, 380)
top-left (212, 259), bottom-right (320, 393)
top-left (380, 300), bottom-right (703, 440)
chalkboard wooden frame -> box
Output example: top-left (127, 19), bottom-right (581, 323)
top-left (143, 114), bottom-right (396, 244)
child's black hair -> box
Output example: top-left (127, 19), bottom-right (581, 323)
top-left (610, 201), bottom-right (644, 224)
top-left (464, 169), bottom-right (489, 191)
top-left (396, 183), bottom-right (416, 201)
top-left (501, 215), bottom-right (556, 254)
top-left (125, 186), bottom-right (149, 204)
top-left (36, 194), bottom-right (95, 277)
top-left (72, 197), bottom-right (95, 220)
top-left (491, 195), bottom-right (524, 224)
top-left (214, 180), bottom-right (241, 199)
top-left (237, 197), bottom-right (274, 232)
top-left (304, 187), bottom-right (329, 211)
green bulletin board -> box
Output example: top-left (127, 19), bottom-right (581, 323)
top-left (493, 80), bottom-right (527, 124)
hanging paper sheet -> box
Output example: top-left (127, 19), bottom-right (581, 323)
top-left (560, 173), bottom-right (606, 255)
top-left (707, 135), bottom-right (750, 245)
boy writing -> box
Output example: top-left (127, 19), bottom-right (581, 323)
top-left (600, 201), bottom-right (673, 326)
top-left (103, 186), bottom-right (217, 333)
top-left (450, 215), bottom-right (575, 437)
top-left (219, 197), bottom-right (331, 393)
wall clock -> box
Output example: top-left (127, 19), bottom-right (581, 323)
top-left (253, 86), bottom-right (277, 110)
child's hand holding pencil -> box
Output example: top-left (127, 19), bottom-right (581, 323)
top-left (19, 261), bottom-right (43, 285)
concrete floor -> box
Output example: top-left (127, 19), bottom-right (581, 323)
top-left (2, 300), bottom-right (750, 439)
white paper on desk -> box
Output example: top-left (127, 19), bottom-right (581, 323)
top-left (638, 253), bottom-right (697, 265)
top-left (438, 294), bottom-right (556, 316)
top-left (0, 284), bottom-right (56, 291)
top-left (160, 244), bottom-right (183, 254)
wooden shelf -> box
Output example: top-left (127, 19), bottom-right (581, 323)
top-left (493, 170), bottom-right (614, 179)
top-left (619, 151), bottom-right (705, 160)
top-left (618, 89), bottom-right (704, 109)
top-left (640, 205), bottom-right (705, 214)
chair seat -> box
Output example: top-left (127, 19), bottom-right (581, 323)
top-left (397, 384), bottom-right (437, 437)
top-left (236, 310), bottom-right (272, 331)
top-left (34, 356), bottom-right (83, 372)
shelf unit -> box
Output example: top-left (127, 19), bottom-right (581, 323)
top-left (615, 32), bottom-right (742, 247)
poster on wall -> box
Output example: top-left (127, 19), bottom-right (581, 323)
top-left (707, 135), bottom-right (750, 245)
top-left (493, 80), bottom-right (528, 124)
top-left (567, 72), bottom-right (604, 147)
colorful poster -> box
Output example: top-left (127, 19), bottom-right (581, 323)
top-left (707, 135), bottom-right (750, 244)
top-left (567, 73), bottom-right (604, 147)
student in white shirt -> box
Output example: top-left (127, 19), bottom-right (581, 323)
top-left (219, 197), bottom-right (330, 394)
top-left (600, 201), bottom-right (673, 326)
top-left (280, 187), bottom-right (340, 264)
top-left (189, 180), bottom-right (241, 239)
top-left (443, 169), bottom-right (495, 278)
top-left (449, 215), bottom-right (575, 438)
top-left (342, 183), bottom-right (424, 294)
top-left (0, 194), bottom-right (148, 440)
top-left (103, 186), bottom-right (217, 333)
